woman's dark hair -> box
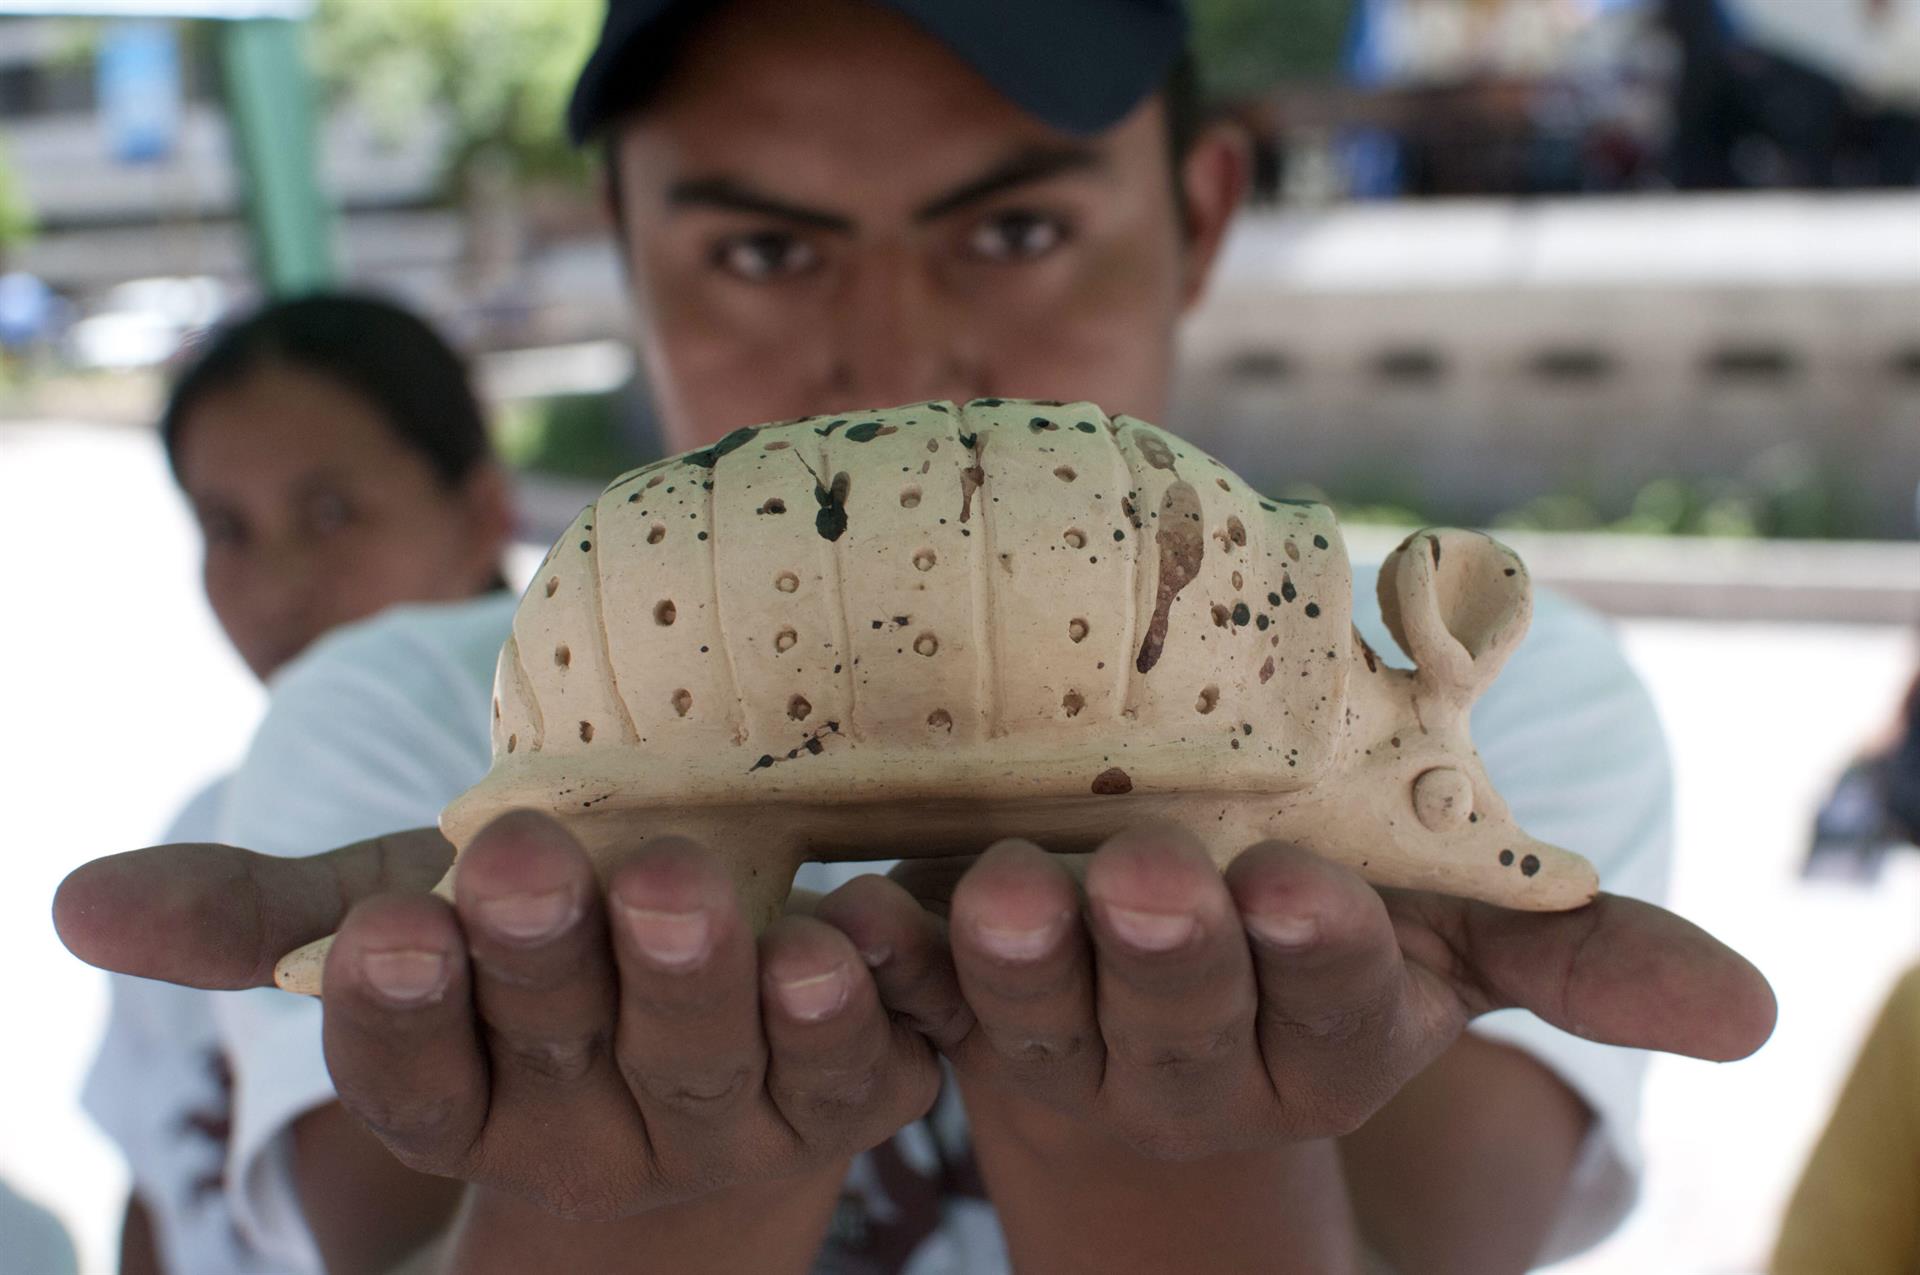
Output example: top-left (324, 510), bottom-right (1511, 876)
top-left (161, 292), bottom-right (493, 486)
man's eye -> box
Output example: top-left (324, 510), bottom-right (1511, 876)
top-left (712, 232), bottom-right (819, 282)
top-left (967, 210), bottom-right (1069, 263)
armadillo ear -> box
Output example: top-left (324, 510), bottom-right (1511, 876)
top-left (1377, 529), bottom-right (1532, 711)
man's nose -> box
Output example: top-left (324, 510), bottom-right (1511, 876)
top-left (826, 249), bottom-right (979, 407)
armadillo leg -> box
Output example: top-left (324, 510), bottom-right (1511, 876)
top-left (273, 863), bottom-right (459, 997)
top-left (720, 838), bottom-right (808, 935)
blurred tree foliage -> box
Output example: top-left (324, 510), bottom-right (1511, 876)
top-left (0, 143), bottom-right (34, 252)
top-left (309, 0), bottom-right (600, 190)
top-left (1189, 0), bottom-right (1353, 99)
top-left (308, 0), bottom-right (1355, 193)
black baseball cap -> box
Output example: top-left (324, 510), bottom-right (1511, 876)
top-left (567, 0), bottom-right (1189, 145)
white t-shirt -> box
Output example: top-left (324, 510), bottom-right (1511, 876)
top-left (0, 1177), bottom-right (79, 1275)
top-left (212, 570), bottom-right (1671, 1271)
top-left (82, 781), bottom-right (306, 1275)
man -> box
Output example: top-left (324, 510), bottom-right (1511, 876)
top-left (56, 2), bottom-right (1775, 1272)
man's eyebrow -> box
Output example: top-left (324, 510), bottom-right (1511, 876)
top-left (665, 178), bottom-right (856, 234)
top-left (664, 145), bottom-right (1108, 235)
top-left (913, 145), bottom-right (1107, 223)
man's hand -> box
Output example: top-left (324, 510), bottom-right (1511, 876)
top-left (54, 813), bottom-right (941, 1225)
top-left (816, 824), bottom-right (1777, 1162)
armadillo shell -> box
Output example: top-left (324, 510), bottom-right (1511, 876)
top-left (448, 399), bottom-right (1353, 842)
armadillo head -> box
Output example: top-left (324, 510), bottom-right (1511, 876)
top-left (1293, 529), bottom-right (1599, 910)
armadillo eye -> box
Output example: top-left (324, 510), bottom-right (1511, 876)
top-left (1412, 767), bottom-right (1474, 832)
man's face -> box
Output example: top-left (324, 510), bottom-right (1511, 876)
top-left (609, 0), bottom-right (1231, 453)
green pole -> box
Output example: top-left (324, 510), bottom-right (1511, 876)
top-left (219, 18), bottom-right (334, 295)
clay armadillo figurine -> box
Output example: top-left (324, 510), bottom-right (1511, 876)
top-left (276, 398), bottom-right (1596, 994)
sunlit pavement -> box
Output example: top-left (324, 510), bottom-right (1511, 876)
top-left (3, 419), bottom-right (1914, 1275)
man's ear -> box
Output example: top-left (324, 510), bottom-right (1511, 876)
top-left (1176, 118), bottom-right (1252, 313)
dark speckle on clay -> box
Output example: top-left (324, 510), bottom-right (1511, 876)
top-left (1135, 481), bottom-right (1203, 674)
top-left (685, 426), bottom-right (757, 469)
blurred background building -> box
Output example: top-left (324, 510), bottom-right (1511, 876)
top-left (2, 0), bottom-right (1916, 541)
top-left (1, 2), bottom-right (1917, 1273)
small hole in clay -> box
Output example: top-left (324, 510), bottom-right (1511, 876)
top-left (645, 473), bottom-right (664, 489)
top-left (1054, 465), bottom-right (1077, 483)
top-left (1227, 517), bottom-right (1246, 546)
top-left (788, 694), bottom-right (812, 720)
top-left (760, 498), bottom-right (786, 515)
top-left (1217, 478), bottom-right (1231, 492)
top-left (671, 688), bottom-right (692, 717)
top-left (913, 548), bottom-right (937, 571)
top-left (554, 644), bottom-right (571, 669)
top-left (1231, 570), bottom-right (1243, 590)
top-left (507, 733), bottom-right (517, 752)
top-left (492, 697), bottom-right (500, 720)
top-left (775, 570), bottom-right (799, 593)
top-left (579, 720), bottom-right (594, 743)
top-left (1063, 528), bottom-right (1086, 549)
top-left (647, 523), bottom-right (666, 544)
top-left (900, 485), bottom-right (922, 508)
top-left (655, 600), bottom-right (677, 626)
top-left (1196, 685), bottom-right (1219, 714)
top-left (928, 708), bottom-right (953, 731)
top-left (1068, 618), bottom-right (1089, 643)
top-left (1211, 604), bottom-right (1230, 628)
top-left (544, 576), bottom-right (559, 598)
top-left (774, 627), bottom-right (797, 652)
top-left (926, 438), bottom-right (939, 452)
top-left (763, 440), bottom-right (790, 451)
top-left (1062, 691), bottom-right (1085, 717)
top-left (913, 632), bottom-right (939, 657)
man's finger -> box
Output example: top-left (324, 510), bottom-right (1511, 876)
top-left (947, 840), bottom-right (1101, 1103)
top-left (760, 915), bottom-right (940, 1153)
top-left (1415, 891), bottom-right (1778, 1062)
top-left (606, 838), bottom-right (768, 1153)
top-left (813, 872), bottom-right (975, 1050)
top-left (454, 813), bottom-right (616, 1095)
top-left (1082, 828), bottom-right (1261, 1128)
top-left (54, 830), bottom-right (453, 989)
top-left (322, 891), bottom-right (486, 1176)
top-left (1225, 843), bottom-right (1449, 1132)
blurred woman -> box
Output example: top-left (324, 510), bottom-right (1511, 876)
top-left (82, 293), bottom-right (514, 1275)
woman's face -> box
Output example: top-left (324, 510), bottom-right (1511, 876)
top-left (172, 362), bottom-right (511, 681)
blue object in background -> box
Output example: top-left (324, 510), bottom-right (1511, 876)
top-left (0, 272), bottom-right (55, 350)
top-left (97, 21), bottom-right (182, 165)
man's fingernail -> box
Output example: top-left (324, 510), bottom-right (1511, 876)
top-left (362, 949), bottom-right (449, 1004)
top-left (970, 912), bottom-right (1068, 962)
top-left (475, 888), bottom-right (576, 943)
top-left (1102, 903), bottom-right (1195, 952)
top-left (774, 966), bottom-right (849, 1021)
top-left (1246, 913), bottom-right (1319, 948)
top-left (619, 903), bottom-right (711, 968)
